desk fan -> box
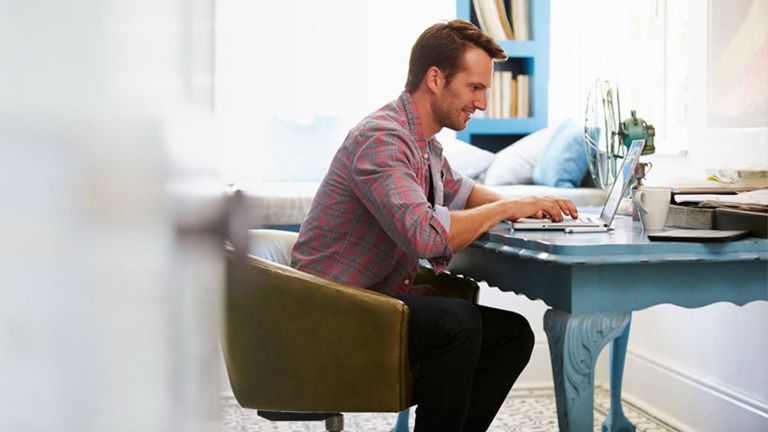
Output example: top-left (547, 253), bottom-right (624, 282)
top-left (584, 79), bottom-right (656, 189)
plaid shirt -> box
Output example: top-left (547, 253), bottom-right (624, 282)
top-left (291, 92), bottom-right (474, 296)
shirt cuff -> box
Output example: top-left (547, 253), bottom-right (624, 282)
top-left (433, 204), bottom-right (451, 232)
top-left (447, 174), bottom-right (475, 210)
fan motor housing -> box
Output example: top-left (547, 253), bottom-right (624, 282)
top-left (620, 110), bottom-right (655, 154)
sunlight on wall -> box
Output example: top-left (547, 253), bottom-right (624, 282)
top-left (549, 0), bottom-right (767, 171)
top-left (215, 0), bottom-right (453, 181)
top-left (549, 0), bottom-right (672, 147)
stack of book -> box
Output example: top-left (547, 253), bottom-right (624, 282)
top-left (486, 71), bottom-right (529, 118)
top-left (472, 0), bottom-right (530, 40)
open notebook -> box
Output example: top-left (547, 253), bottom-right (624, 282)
top-left (511, 139), bottom-right (645, 231)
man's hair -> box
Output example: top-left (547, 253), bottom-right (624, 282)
top-left (405, 19), bottom-right (506, 93)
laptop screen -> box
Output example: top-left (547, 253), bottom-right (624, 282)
top-left (599, 139), bottom-right (645, 224)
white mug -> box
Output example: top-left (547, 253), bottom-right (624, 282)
top-left (634, 187), bottom-right (671, 231)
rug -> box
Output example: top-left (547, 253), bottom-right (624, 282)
top-left (220, 386), bottom-right (679, 431)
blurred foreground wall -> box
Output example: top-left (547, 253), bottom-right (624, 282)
top-left (0, 1), bottom-right (223, 431)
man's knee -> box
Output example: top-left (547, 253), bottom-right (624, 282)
top-left (495, 310), bottom-right (535, 359)
top-left (521, 317), bottom-right (535, 358)
top-left (440, 300), bottom-right (483, 349)
top-left (511, 313), bottom-right (535, 366)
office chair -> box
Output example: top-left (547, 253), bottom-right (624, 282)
top-left (221, 228), bottom-right (478, 431)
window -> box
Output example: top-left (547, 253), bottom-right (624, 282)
top-left (550, 0), bottom-right (767, 158)
top-left (215, 0), bottom-right (452, 182)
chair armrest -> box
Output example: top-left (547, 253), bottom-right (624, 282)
top-left (223, 255), bottom-right (411, 413)
top-left (415, 266), bottom-right (479, 302)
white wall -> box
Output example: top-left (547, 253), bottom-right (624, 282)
top-left (616, 302), bottom-right (768, 431)
top-left (215, 0), bottom-right (454, 182)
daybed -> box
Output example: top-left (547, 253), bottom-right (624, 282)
top-left (233, 119), bottom-right (607, 229)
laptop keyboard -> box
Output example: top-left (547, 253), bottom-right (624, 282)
top-left (570, 216), bottom-right (599, 224)
top-left (545, 216), bottom-right (600, 224)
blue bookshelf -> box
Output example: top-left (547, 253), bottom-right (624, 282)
top-left (456, 0), bottom-right (550, 152)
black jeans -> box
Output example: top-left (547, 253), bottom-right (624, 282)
top-left (395, 295), bottom-right (535, 432)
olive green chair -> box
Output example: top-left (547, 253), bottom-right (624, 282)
top-left (222, 229), bottom-right (479, 431)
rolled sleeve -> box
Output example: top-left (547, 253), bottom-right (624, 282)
top-left (441, 155), bottom-right (475, 210)
top-left (433, 204), bottom-right (451, 232)
top-left (447, 173), bottom-right (474, 210)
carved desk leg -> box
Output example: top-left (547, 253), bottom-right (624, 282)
top-left (544, 310), bottom-right (632, 432)
top-left (602, 316), bottom-right (635, 432)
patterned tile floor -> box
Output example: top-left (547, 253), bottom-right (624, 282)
top-left (221, 386), bottom-right (679, 431)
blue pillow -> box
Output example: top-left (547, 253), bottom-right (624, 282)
top-left (532, 118), bottom-right (588, 188)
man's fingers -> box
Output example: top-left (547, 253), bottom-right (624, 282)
top-left (544, 196), bottom-right (578, 219)
top-left (557, 200), bottom-right (574, 217)
top-left (544, 201), bottom-right (564, 221)
top-left (520, 197), bottom-right (577, 221)
top-left (565, 200), bottom-right (579, 218)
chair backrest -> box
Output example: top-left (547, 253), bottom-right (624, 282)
top-left (223, 228), bottom-right (412, 413)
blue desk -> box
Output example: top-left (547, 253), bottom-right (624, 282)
top-left (448, 216), bottom-right (768, 432)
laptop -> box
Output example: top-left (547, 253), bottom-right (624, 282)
top-left (511, 139), bottom-right (646, 231)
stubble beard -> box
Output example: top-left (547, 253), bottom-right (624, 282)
top-left (433, 92), bottom-right (467, 132)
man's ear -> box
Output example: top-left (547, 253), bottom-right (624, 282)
top-left (424, 66), bottom-right (443, 93)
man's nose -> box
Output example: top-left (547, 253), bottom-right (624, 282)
top-left (476, 91), bottom-right (488, 111)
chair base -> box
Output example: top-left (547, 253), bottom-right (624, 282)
top-left (257, 411), bottom-right (344, 431)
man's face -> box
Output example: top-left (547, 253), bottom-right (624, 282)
top-left (433, 46), bottom-right (493, 131)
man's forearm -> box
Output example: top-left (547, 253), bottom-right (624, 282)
top-left (448, 200), bottom-right (511, 251)
top-left (465, 183), bottom-right (506, 209)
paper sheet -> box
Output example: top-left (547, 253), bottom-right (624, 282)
top-left (674, 189), bottom-right (768, 206)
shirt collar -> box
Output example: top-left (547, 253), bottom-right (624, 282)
top-left (399, 92), bottom-right (430, 156)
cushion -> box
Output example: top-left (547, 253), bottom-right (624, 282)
top-left (483, 127), bottom-right (554, 185)
top-left (436, 130), bottom-right (495, 179)
top-left (533, 118), bottom-right (589, 188)
top-left (248, 229), bottom-right (299, 265)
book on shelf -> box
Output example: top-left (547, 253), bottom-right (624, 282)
top-left (493, 0), bottom-right (514, 39)
top-left (472, 0), bottom-right (490, 36)
top-left (509, 75), bottom-right (518, 117)
top-left (523, 74), bottom-right (530, 117)
top-left (487, 71), bottom-right (494, 118)
top-left (473, 0), bottom-right (502, 39)
top-left (487, 72), bottom-right (529, 119)
top-left (501, 71), bottom-right (513, 118)
top-left (510, 0), bottom-right (529, 40)
top-left (492, 71), bottom-right (503, 118)
top-left (473, 0), bottom-right (516, 40)
top-left (516, 74), bottom-right (529, 117)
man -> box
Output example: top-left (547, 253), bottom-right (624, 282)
top-left (292, 20), bottom-right (578, 431)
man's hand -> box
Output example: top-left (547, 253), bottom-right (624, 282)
top-left (508, 196), bottom-right (578, 222)
top-left (448, 195), bottom-right (579, 252)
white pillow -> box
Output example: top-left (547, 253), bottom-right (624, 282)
top-left (436, 130), bottom-right (495, 179)
top-left (483, 127), bottom-right (555, 185)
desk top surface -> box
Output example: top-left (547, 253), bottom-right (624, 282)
top-left (478, 215), bottom-right (768, 265)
